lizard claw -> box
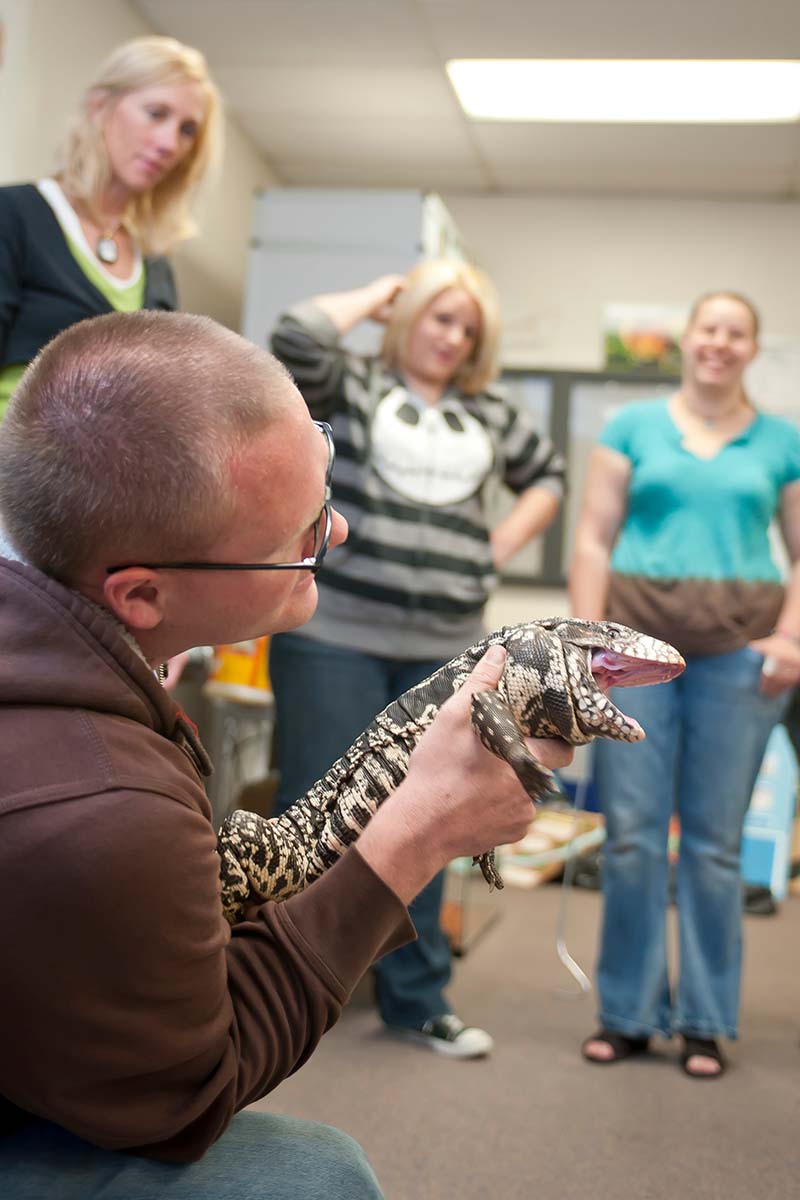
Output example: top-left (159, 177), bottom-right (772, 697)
top-left (475, 849), bottom-right (504, 890)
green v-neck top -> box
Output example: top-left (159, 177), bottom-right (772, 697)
top-left (598, 397), bottom-right (800, 655)
top-left (0, 181), bottom-right (176, 418)
top-left (601, 398), bottom-right (800, 584)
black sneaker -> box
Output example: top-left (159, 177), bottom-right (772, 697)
top-left (743, 885), bottom-right (777, 915)
top-left (387, 1014), bottom-right (494, 1059)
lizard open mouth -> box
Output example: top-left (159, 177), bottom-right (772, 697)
top-left (582, 646), bottom-right (685, 741)
top-left (591, 647), bottom-right (684, 691)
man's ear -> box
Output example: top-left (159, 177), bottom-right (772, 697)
top-left (102, 569), bottom-right (166, 633)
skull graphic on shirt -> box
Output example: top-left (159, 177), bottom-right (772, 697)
top-left (370, 386), bottom-right (494, 506)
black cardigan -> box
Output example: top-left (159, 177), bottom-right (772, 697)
top-left (0, 183), bottom-right (178, 369)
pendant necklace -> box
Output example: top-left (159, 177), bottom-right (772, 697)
top-left (64, 189), bottom-right (124, 265)
top-left (92, 206), bottom-right (124, 265)
top-left (96, 226), bottom-right (122, 265)
top-left (680, 392), bottom-right (744, 429)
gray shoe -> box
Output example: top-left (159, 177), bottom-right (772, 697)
top-left (387, 1014), bottom-right (494, 1059)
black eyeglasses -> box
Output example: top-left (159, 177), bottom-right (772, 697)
top-left (106, 421), bottom-right (335, 576)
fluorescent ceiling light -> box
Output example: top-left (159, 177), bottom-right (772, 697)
top-left (446, 60), bottom-right (800, 123)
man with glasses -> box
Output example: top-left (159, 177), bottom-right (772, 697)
top-left (0, 311), bottom-right (571, 1199)
top-left (106, 419), bottom-right (336, 578)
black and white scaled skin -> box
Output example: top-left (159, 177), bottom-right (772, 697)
top-left (217, 618), bottom-right (685, 924)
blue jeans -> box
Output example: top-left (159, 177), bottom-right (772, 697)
top-left (0, 1111), bottom-right (383, 1199)
top-left (593, 645), bottom-right (789, 1040)
top-left (270, 632), bottom-right (453, 1029)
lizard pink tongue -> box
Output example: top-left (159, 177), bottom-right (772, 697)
top-left (589, 650), bottom-right (645, 737)
top-left (591, 649), bottom-right (630, 692)
top-left (591, 648), bottom-right (683, 690)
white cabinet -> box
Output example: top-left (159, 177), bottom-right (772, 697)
top-left (240, 188), bottom-right (464, 355)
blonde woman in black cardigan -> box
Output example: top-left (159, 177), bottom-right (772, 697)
top-left (0, 34), bottom-right (221, 419)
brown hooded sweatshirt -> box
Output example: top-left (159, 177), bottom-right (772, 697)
top-left (0, 558), bottom-right (413, 1162)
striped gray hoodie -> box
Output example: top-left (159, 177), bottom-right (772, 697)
top-left (271, 302), bottom-right (566, 660)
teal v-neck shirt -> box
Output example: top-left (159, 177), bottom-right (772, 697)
top-left (600, 399), bottom-right (800, 583)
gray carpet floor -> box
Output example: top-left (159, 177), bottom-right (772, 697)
top-left (253, 882), bottom-right (800, 1200)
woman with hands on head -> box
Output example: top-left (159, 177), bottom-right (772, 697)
top-left (570, 291), bottom-right (800, 1079)
top-left (268, 259), bottom-right (566, 1060)
top-left (0, 35), bottom-right (221, 420)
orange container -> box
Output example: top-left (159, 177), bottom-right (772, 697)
top-left (203, 636), bottom-right (272, 706)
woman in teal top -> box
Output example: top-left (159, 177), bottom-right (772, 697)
top-left (570, 291), bottom-right (800, 1078)
top-left (0, 35), bottom-right (221, 419)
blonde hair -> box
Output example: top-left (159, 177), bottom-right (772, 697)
top-left (0, 312), bottom-right (292, 582)
top-left (58, 36), bottom-right (222, 255)
top-left (381, 259), bottom-right (501, 395)
top-left (687, 291), bottom-right (761, 339)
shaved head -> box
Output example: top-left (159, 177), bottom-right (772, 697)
top-left (0, 311), bottom-right (298, 581)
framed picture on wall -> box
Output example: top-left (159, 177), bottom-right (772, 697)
top-left (603, 302), bottom-right (686, 376)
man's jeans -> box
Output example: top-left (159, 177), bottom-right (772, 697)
top-left (0, 1111), bottom-right (384, 1199)
top-left (270, 632), bottom-right (452, 1029)
top-left (593, 645), bottom-right (788, 1040)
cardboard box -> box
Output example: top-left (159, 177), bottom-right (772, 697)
top-left (498, 807), bottom-right (606, 890)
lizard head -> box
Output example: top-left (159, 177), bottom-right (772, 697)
top-left (499, 618), bottom-right (685, 745)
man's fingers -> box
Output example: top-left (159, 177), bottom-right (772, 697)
top-left (460, 644), bottom-right (506, 697)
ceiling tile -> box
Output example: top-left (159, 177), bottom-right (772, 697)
top-left (470, 122), bottom-right (799, 196)
top-left (213, 65), bottom-right (461, 121)
top-left (134, 0), bottom-right (437, 66)
top-left (422, 0), bottom-right (800, 59)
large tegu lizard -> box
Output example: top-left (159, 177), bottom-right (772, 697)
top-left (218, 617), bottom-right (685, 922)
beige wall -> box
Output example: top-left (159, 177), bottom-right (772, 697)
top-left (0, 0), bottom-right (277, 330)
top-left (0, 0), bottom-right (34, 183)
top-left (442, 191), bottom-right (800, 370)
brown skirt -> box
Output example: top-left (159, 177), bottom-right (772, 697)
top-left (606, 573), bottom-right (784, 659)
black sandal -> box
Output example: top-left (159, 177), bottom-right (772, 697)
top-left (680, 1036), bottom-right (726, 1079)
top-left (581, 1029), bottom-right (650, 1064)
